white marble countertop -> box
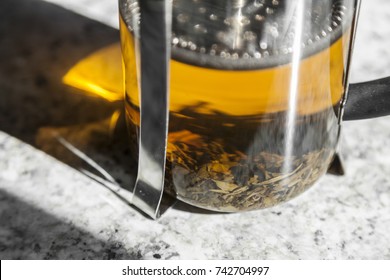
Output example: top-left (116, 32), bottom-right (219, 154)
top-left (0, 0), bottom-right (389, 259)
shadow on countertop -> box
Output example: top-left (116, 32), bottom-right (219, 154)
top-left (0, 0), bottom-right (119, 132)
top-left (0, 0), bottom-right (175, 259)
top-left (0, 0), bottom-right (128, 172)
top-left (0, 0), bottom-right (221, 251)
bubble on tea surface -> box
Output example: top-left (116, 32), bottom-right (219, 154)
top-left (121, 0), bottom-right (354, 69)
top-left (172, 0), bottom-right (353, 68)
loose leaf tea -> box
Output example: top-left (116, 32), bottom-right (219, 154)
top-left (163, 108), bottom-right (336, 212)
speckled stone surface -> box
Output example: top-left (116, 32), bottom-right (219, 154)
top-left (1, 0), bottom-right (390, 260)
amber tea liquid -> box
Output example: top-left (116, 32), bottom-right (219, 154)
top-left (119, 0), bottom-right (355, 211)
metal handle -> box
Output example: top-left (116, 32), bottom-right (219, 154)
top-left (131, 0), bottom-right (172, 219)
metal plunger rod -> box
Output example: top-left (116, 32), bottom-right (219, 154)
top-left (131, 0), bottom-right (172, 219)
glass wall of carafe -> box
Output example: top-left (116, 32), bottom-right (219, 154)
top-left (119, 0), bottom-right (359, 212)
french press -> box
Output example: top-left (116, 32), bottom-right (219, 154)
top-left (119, 0), bottom-right (390, 219)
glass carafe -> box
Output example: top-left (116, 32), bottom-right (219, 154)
top-left (119, 0), bottom-right (359, 212)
